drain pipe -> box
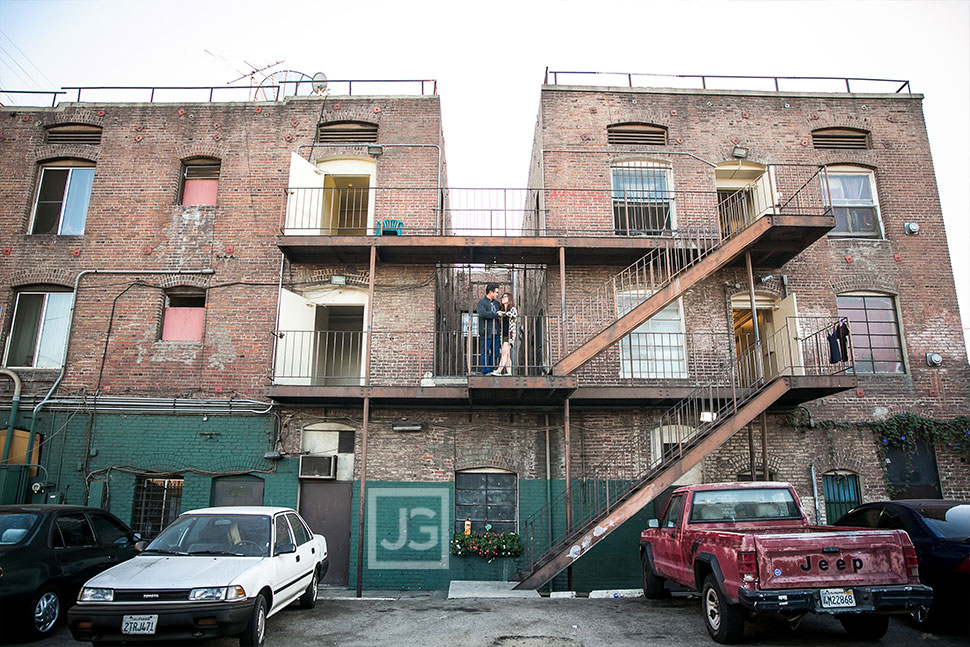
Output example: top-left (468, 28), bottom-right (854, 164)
top-left (0, 369), bottom-right (22, 463)
top-left (22, 268), bottom-right (215, 497)
top-left (810, 463), bottom-right (822, 524)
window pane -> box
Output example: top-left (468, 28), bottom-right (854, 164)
top-left (456, 489), bottom-right (486, 505)
top-left (183, 178), bottom-right (218, 206)
top-left (36, 293), bottom-right (72, 367)
top-left (55, 513), bottom-right (96, 548)
top-left (487, 505), bottom-right (515, 521)
top-left (274, 515), bottom-right (293, 550)
top-left (456, 504), bottom-right (485, 521)
top-left (847, 207), bottom-right (877, 234)
top-left (89, 513), bottom-right (130, 546)
top-left (286, 513), bottom-right (311, 545)
top-left (33, 169), bottom-right (69, 234)
top-left (7, 294), bottom-right (44, 366)
top-left (486, 488), bottom-right (516, 505)
top-left (60, 168), bottom-right (94, 235)
top-left (487, 473), bottom-right (516, 489)
top-left (837, 294), bottom-right (902, 374)
top-left (455, 473), bottom-right (487, 490)
top-left (161, 307), bottom-right (205, 342)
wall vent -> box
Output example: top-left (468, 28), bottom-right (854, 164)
top-left (811, 128), bottom-right (870, 150)
top-left (317, 121), bottom-right (378, 144)
top-left (607, 123), bottom-right (667, 146)
top-left (45, 124), bottom-right (103, 145)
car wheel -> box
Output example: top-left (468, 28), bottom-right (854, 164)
top-left (701, 575), bottom-right (745, 644)
top-left (27, 586), bottom-right (62, 638)
top-left (838, 614), bottom-right (889, 640)
top-left (239, 594), bottom-right (267, 647)
top-left (641, 553), bottom-right (669, 600)
top-left (299, 568), bottom-right (319, 609)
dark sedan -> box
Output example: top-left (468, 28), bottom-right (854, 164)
top-left (0, 505), bottom-right (140, 640)
top-left (834, 500), bottom-right (970, 627)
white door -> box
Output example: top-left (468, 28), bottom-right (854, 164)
top-left (275, 288), bottom-right (319, 385)
top-left (285, 153), bottom-right (326, 234)
top-left (773, 294), bottom-right (804, 376)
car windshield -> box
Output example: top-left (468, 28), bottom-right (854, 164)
top-left (0, 512), bottom-right (41, 545)
top-left (144, 514), bottom-right (271, 557)
top-left (689, 488), bottom-right (801, 523)
top-left (914, 503), bottom-right (970, 539)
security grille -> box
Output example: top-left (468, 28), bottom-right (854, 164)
top-left (131, 476), bottom-right (183, 538)
top-left (607, 123), bottom-right (667, 146)
top-left (822, 472), bottom-right (861, 523)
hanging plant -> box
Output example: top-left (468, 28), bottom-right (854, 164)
top-left (451, 531), bottom-right (523, 561)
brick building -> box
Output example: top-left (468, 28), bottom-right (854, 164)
top-left (0, 73), bottom-right (966, 592)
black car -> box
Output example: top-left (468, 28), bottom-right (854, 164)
top-left (834, 500), bottom-right (970, 627)
top-left (0, 505), bottom-right (140, 640)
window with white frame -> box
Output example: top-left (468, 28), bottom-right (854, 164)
top-left (31, 162), bottom-right (95, 235)
top-left (824, 167), bottom-right (881, 237)
top-left (611, 161), bottom-right (673, 235)
top-left (4, 290), bottom-right (72, 368)
top-left (617, 292), bottom-right (686, 379)
top-left (836, 292), bottom-right (904, 373)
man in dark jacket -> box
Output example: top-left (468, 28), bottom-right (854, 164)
top-left (477, 283), bottom-right (500, 375)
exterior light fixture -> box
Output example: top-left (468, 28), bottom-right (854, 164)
top-left (758, 274), bottom-right (774, 283)
top-left (904, 222), bottom-right (920, 235)
top-left (925, 353), bottom-right (943, 367)
top-left (732, 145), bottom-right (749, 159)
top-left (367, 144), bottom-right (383, 156)
top-left (263, 450), bottom-right (283, 461)
top-left (330, 275), bottom-right (347, 285)
top-left (391, 422), bottom-right (424, 432)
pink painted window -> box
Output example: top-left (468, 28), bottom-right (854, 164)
top-left (181, 160), bottom-right (220, 206)
top-left (161, 293), bottom-right (205, 341)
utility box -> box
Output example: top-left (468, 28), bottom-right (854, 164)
top-left (0, 465), bottom-right (29, 504)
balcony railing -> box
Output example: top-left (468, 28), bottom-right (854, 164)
top-left (271, 317), bottom-right (852, 388)
top-left (281, 166), bottom-right (829, 238)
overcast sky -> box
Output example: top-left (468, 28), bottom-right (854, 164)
top-left (2, 0), bottom-right (968, 355)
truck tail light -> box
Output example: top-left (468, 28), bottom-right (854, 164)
top-left (902, 545), bottom-right (920, 581)
top-left (955, 556), bottom-right (970, 575)
top-left (738, 550), bottom-right (758, 584)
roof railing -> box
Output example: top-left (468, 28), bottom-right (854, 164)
top-left (0, 79), bottom-right (437, 107)
top-left (544, 69), bottom-right (912, 94)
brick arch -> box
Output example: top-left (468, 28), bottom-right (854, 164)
top-left (722, 452), bottom-right (786, 479)
top-left (808, 115), bottom-right (873, 132)
top-left (821, 157), bottom-right (881, 170)
top-left (175, 143), bottom-right (226, 162)
top-left (33, 146), bottom-right (100, 164)
top-left (831, 275), bottom-right (898, 295)
top-left (8, 268), bottom-right (76, 289)
top-left (157, 274), bottom-right (212, 289)
top-left (41, 111), bottom-right (106, 129)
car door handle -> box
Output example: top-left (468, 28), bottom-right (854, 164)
top-left (296, 555), bottom-right (301, 562)
top-left (106, 555), bottom-right (118, 561)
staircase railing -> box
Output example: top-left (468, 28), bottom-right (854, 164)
top-left (517, 316), bottom-right (850, 579)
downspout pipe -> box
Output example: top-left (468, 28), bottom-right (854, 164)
top-left (0, 369), bottom-right (22, 463)
top-left (22, 268), bottom-right (214, 500)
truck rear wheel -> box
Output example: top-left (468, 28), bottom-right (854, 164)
top-left (838, 614), bottom-right (889, 640)
top-left (641, 553), bottom-right (669, 599)
top-left (701, 575), bottom-right (744, 644)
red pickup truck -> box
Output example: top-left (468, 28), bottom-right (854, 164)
top-left (639, 482), bottom-right (932, 643)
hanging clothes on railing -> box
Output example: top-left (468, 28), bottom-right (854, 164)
top-left (828, 319), bottom-right (851, 364)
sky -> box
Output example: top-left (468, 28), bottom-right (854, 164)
top-left (1, 0), bottom-right (968, 355)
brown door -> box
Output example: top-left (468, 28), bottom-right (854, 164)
top-left (299, 481), bottom-right (353, 585)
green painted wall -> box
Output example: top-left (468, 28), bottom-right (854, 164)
top-left (346, 479), bottom-right (656, 592)
top-left (25, 410), bottom-right (296, 525)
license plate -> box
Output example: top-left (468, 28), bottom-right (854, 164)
top-left (820, 588), bottom-right (856, 608)
top-left (122, 614), bottom-right (158, 635)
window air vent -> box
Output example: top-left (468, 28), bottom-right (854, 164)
top-left (812, 128), bottom-right (870, 150)
top-left (45, 124), bottom-right (103, 145)
top-left (317, 121), bottom-right (378, 144)
top-left (607, 123), bottom-right (667, 146)
top-left (299, 455), bottom-right (337, 479)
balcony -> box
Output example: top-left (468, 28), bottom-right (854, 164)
top-left (265, 317), bottom-right (855, 407)
top-left (277, 165), bottom-right (834, 266)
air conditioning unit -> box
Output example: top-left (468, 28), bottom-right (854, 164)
top-left (299, 455), bottom-right (337, 479)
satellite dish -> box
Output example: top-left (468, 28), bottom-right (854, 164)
top-left (254, 70), bottom-right (314, 101)
top-left (311, 72), bottom-right (328, 94)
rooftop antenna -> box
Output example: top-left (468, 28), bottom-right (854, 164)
top-left (254, 69), bottom-right (315, 101)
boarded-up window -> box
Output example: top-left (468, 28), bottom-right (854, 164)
top-left (181, 159), bottom-right (220, 206)
top-left (607, 123), bottom-right (668, 146)
top-left (455, 470), bottom-right (517, 534)
top-left (812, 128), bottom-right (870, 150)
top-left (45, 124), bottom-right (103, 145)
top-left (316, 121), bottom-right (378, 144)
top-left (161, 291), bottom-right (206, 341)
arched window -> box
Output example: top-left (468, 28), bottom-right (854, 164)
top-left (823, 165), bottom-right (881, 237)
top-left (836, 291), bottom-right (904, 373)
top-left (812, 127), bottom-right (870, 150)
top-left (31, 159), bottom-right (95, 235)
top-left (455, 468), bottom-right (517, 534)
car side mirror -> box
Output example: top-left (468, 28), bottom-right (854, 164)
top-left (133, 533), bottom-right (142, 541)
top-left (276, 542), bottom-right (296, 555)
top-left (648, 519), bottom-right (659, 529)
top-left (134, 541), bottom-right (148, 552)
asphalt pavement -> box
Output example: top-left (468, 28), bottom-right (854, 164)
top-left (15, 592), bottom-right (970, 647)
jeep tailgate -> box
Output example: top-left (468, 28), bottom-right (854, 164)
top-left (753, 530), bottom-right (909, 589)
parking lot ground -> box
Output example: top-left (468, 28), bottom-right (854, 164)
top-left (20, 593), bottom-right (970, 647)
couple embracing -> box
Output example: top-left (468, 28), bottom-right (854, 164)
top-left (476, 283), bottom-right (517, 376)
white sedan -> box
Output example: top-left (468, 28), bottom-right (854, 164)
top-left (68, 506), bottom-right (327, 647)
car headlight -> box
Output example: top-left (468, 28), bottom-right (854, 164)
top-left (79, 588), bottom-right (114, 602)
top-left (189, 587), bottom-right (228, 601)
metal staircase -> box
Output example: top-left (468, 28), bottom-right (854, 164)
top-left (552, 166), bottom-right (830, 376)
